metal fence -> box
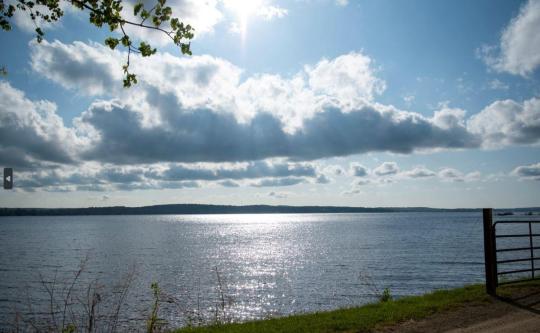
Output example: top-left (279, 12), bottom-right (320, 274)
top-left (483, 208), bottom-right (540, 295)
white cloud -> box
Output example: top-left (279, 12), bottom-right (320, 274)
top-left (432, 105), bottom-right (467, 130)
top-left (488, 79), bottom-right (509, 91)
top-left (403, 94), bottom-right (415, 106)
top-left (29, 42), bottom-right (387, 133)
top-left (219, 180), bottom-right (240, 187)
top-left (437, 168), bottom-right (480, 183)
top-left (222, 0), bottom-right (288, 20)
top-left (257, 5), bottom-right (288, 20)
top-left (350, 163), bottom-right (368, 177)
top-left (438, 168), bottom-right (464, 182)
top-left (13, 159), bottom-right (323, 192)
top-left (478, 0), bottom-right (540, 76)
top-left (305, 52), bottom-right (386, 108)
top-left (0, 81), bottom-right (80, 167)
top-left (30, 40), bottom-right (123, 96)
top-left (251, 177), bottom-right (306, 187)
top-left (315, 174), bottom-right (331, 184)
top-left (373, 162), bottom-right (399, 176)
top-left (121, 0), bottom-right (223, 46)
top-left (355, 179), bottom-right (371, 186)
top-left (268, 191), bottom-right (289, 198)
top-left (18, 39), bottom-right (540, 173)
top-left (467, 97), bottom-right (540, 147)
top-left (324, 165), bottom-right (345, 176)
top-left (335, 0), bottom-right (348, 6)
top-left (9, 0), bottom-right (73, 33)
top-left (401, 167), bottom-right (436, 179)
top-left (512, 162), bottom-right (540, 181)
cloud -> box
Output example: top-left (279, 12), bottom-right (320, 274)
top-left (257, 5), bottom-right (288, 20)
top-left (341, 159), bottom-right (485, 197)
top-left (478, 0), bottom-right (540, 76)
top-left (222, 1), bottom-right (288, 21)
top-left (467, 97), bottom-right (540, 147)
top-left (251, 177), bottom-right (306, 187)
top-left (355, 179), bottom-right (371, 186)
top-left (512, 162), bottom-right (540, 181)
top-left (121, 0), bottom-right (223, 46)
top-left (30, 40), bottom-right (123, 96)
top-left (30, 40), bottom-right (242, 102)
top-left (373, 162), bottom-right (399, 176)
top-left (76, 97), bottom-right (480, 164)
top-left (350, 163), bottom-right (368, 177)
top-left (14, 39), bottom-right (540, 178)
top-left (153, 160), bottom-right (317, 181)
top-left (268, 191), bottom-right (288, 199)
top-left (488, 79), bottom-right (509, 91)
top-left (403, 95), bottom-right (415, 106)
top-left (28, 41), bottom-right (482, 165)
top-left (347, 162), bottom-right (478, 186)
top-left (11, 160), bottom-right (321, 192)
top-left (219, 180), bottom-right (240, 187)
top-left (402, 167), bottom-right (436, 178)
top-left (315, 174), bottom-right (331, 184)
top-left (325, 165), bottom-right (345, 176)
top-left (432, 105), bottom-right (466, 130)
top-left (305, 52), bottom-right (386, 106)
top-left (438, 168), bottom-right (464, 182)
top-left (0, 81), bottom-right (78, 167)
top-left (335, 0), bottom-right (349, 6)
top-left (10, 1), bottom-right (73, 33)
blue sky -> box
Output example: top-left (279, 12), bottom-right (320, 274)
top-left (0, 0), bottom-right (539, 208)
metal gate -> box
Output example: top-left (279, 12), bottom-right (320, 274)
top-left (482, 208), bottom-right (540, 295)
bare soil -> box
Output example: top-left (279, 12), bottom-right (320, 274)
top-left (377, 283), bottom-right (540, 333)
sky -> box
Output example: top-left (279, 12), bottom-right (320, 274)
top-left (0, 0), bottom-right (539, 208)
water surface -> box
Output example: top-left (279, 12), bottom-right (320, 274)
top-left (0, 212), bottom-right (535, 329)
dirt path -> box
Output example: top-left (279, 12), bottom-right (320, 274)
top-left (378, 283), bottom-right (540, 333)
top-left (446, 309), bottom-right (540, 333)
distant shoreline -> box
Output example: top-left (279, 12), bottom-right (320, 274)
top-left (1, 204), bottom-right (539, 216)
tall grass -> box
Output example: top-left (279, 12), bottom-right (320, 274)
top-left (9, 259), bottom-right (236, 333)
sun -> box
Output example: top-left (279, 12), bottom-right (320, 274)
top-left (225, 0), bottom-right (264, 39)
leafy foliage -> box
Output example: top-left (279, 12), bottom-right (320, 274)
top-left (0, 0), bottom-right (195, 87)
top-left (379, 287), bottom-right (392, 302)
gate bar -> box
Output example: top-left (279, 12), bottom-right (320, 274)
top-left (497, 246), bottom-right (540, 253)
top-left (497, 257), bottom-right (540, 264)
top-left (530, 222), bottom-right (535, 279)
top-left (483, 208), bottom-right (497, 295)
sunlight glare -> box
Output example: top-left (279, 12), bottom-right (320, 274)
top-left (226, 0), bottom-right (264, 40)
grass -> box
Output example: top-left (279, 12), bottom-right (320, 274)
top-left (173, 283), bottom-right (492, 333)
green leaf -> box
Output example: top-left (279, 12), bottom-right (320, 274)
top-left (170, 17), bottom-right (178, 30)
top-left (120, 35), bottom-right (130, 47)
top-left (104, 37), bottom-right (119, 50)
top-left (133, 2), bottom-right (143, 16)
top-left (138, 42), bottom-right (156, 57)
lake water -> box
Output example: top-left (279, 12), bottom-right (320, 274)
top-left (0, 212), bottom-right (537, 330)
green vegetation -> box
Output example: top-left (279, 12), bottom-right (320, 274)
top-left (147, 282), bottom-right (166, 333)
top-left (379, 288), bottom-right (392, 303)
top-left (0, 0), bottom-right (194, 87)
top-left (174, 284), bottom-right (490, 333)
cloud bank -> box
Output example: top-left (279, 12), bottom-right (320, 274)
top-left (2, 37), bottom-right (539, 192)
top-left (478, 0), bottom-right (540, 76)
top-left (24, 40), bottom-right (487, 166)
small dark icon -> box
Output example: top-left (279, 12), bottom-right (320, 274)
top-left (3, 168), bottom-right (13, 189)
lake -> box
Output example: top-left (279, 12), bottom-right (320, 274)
top-left (0, 212), bottom-right (536, 330)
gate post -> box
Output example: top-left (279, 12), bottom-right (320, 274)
top-left (483, 208), bottom-right (496, 295)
